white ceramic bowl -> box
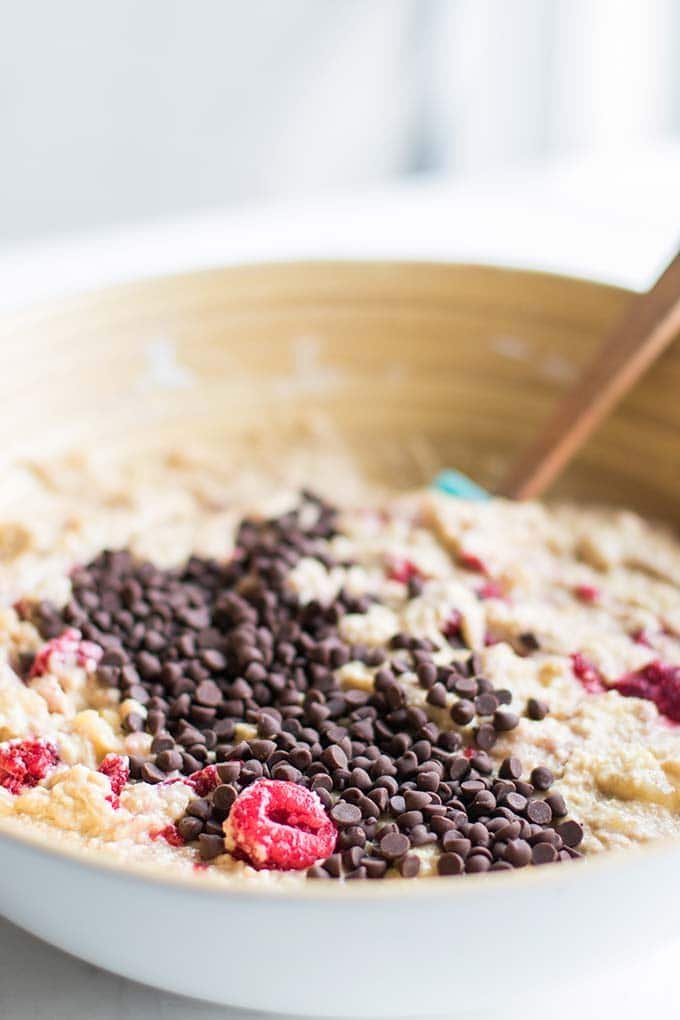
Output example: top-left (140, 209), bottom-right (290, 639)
top-left (1, 823), bottom-right (679, 1015)
top-left (2, 262), bottom-right (679, 1014)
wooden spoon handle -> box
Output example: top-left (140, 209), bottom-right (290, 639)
top-left (499, 250), bottom-right (680, 500)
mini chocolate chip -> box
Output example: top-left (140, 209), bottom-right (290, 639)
top-left (442, 833), bottom-right (471, 856)
top-left (177, 816), bottom-right (203, 841)
top-left (156, 749), bottom-right (183, 772)
top-left (438, 852), bottom-right (464, 875)
top-left (213, 784), bottom-right (239, 812)
top-left (416, 662), bottom-right (438, 688)
top-left (271, 762), bottom-right (301, 783)
top-left (343, 845), bottom-right (364, 871)
top-left (556, 820), bottom-right (584, 848)
top-left (475, 724), bottom-right (497, 750)
top-left (546, 792), bottom-right (568, 817)
top-left (398, 854), bottom-right (421, 878)
top-left (504, 839), bottom-right (532, 867)
top-left (475, 693), bottom-right (499, 715)
top-left (141, 762), bottom-right (166, 784)
top-left (499, 756), bottom-right (522, 780)
top-left (321, 745), bottom-right (348, 771)
top-left (122, 712), bottom-right (144, 734)
top-left (504, 792), bottom-right (528, 813)
top-left (471, 790), bottom-right (496, 814)
top-left (323, 854), bottom-right (343, 878)
top-left (404, 789), bottom-right (431, 811)
top-left (198, 834), bottom-right (225, 860)
top-left (426, 683), bottom-right (448, 708)
top-left (397, 810), bottom-right (423, 830)
top-left (526, 800), bottom-right (552, 825)
top-left (494, 688), bottom-right (513, 705)
top-left (465, 855), bottom-right (490, 873)
top-left (530, 766), bottom-right (554, 791)
top-left (330, 802), bottom-right (362, 827)
top-left (450, 699), bottom-right (475, 725)
top-left (150, 735), bottom-right (174, 753)
top-left (532, 842), bottom-right (558, 864)
top-left (248, 739), bottom-right (276, 762)
top-left (493, 708), bottom-right (519, 732)
top-left (379, 831), bottom-right (410, 860)
top-left (307, 865), bottom-right (329, 879)
top-left (195, 679), bottom-right (222, 706)
top-left (187, 797), bottom-right (211, 819)
top-left (362, 857), bottom-right (388, 879)
top-left (448, 756), bottom-right (471, 781)
top-left (453, 676), bottom-right (478, 698)
top-left (527, 697), bottom-right (549, 720)
top-left (181, 752), bottom-right (203, 774)
top-left (214, 761), bottom-right (238, 784)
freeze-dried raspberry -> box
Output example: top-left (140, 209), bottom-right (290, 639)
top-left (632, 628), bottom-right (654, 648)
top-left (98, 754), bottom-right (129, 806)
top-left (574, 584), bottom-right (600, 604)
top-left (150, 824), bottom-right (184, 847)
top-left (386, 558), bottom-right (421, 584)
top-left (0, 739), bottom-right (59, 794)
top-left (224, 779), bottom-right (337, 870)
top-left (571, 653), bottom-right (606, 694)
top-left (185, 765), bottom-right (219, 796)
top-left (442, 610), bottom-right (462, 639)
top-left (459, 551), bottom-right (489, 575)
top-left (478, 580), bottom-right (505, 600)
top-left (29, 628), bottom-right (102, 678)
top-left (613, 661), bottom-right (680, 723)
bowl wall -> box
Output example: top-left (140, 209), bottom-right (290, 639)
top-left (2, 261), bottom-right (679, 520)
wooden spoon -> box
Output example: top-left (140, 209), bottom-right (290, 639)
top-left (499, 249), bottom-right (680, 500)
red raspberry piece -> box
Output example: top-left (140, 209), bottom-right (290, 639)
top-left (633, 628), bottom-right (654, 648)
top-left (0, 739), bottom-right (59, 795)
top-left (98, 754), bottom-right (129, 806)
top-left (225, 779), bottom-right (337, 870)
top-left (571, 652), bottom-right (606, 694)
top-left (29, 628), bottom-right (103, 678)
top-left (613, 661), bottom-right (680, 723)
top-left (150, 824), bottom-right (184, 847)
top-left (574, 584), bottom-right (600, 604)
top-left (442, 610), bottom-right (462, 639)
top-left (387, 558), bottom-right (421, 584)
top-left (658, 667), bottom-right (680, 723)
top-left (459, 551), bottom-right (489, 575)
top-left (185, 765), bottom-right (219, 796)
top-left (478, 580), bottom-right (505, 600)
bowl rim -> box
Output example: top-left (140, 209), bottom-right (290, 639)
top-left (0, 258), bottom-right (667, 904)
top-left (0, 257), bottom-right (633, 333)
top-left (0, 810), bottom-right (677, 902)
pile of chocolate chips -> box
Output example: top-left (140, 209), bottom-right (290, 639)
top-left (28, 492), bottom-right (583, 878)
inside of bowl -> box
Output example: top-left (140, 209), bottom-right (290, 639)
top-left (2, 261), bottom-right (679, 523)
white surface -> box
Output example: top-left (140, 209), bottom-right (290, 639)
top-left (1, 145), bottom-right (679, 313)
top-left (1, 914), bottom-right (679, 1020)
top-left (3, 1), bottom-right (678, 243)
top-left (1, 154), bottom-right (680, 1019)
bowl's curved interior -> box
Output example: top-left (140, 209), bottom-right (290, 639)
top-left (2, 261), bottom-right (679, 522)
